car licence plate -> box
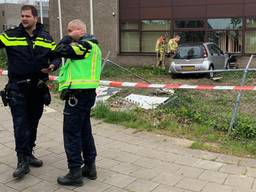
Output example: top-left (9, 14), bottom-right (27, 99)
top-left (182, 66), bottom-right (195, 71)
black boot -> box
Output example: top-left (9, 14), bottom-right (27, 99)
top-left (82, 162), bottom-right (97, 180)
top-left (13, 155), bottom-right (30, 178)
top-left (29, 154), bottom-right (43, 167)
top-left (57, 168), bottom-right (83, 186)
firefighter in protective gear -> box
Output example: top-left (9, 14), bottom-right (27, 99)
top-left (0, 5), bottom-right (61, 179)
top-left (167, 35), bottom-right (180, 56)
top-left (54, 19), bottom-right (101, 187)
top-left (155, 35), bottom-right (166, 69)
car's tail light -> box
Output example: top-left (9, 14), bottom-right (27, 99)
top-left (203, 46), bottom-right (208, 58)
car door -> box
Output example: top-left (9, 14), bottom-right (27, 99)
top-left (212, 44), bottom-right (226, 69)
top-left (207, 44), bottom-right (219, 69)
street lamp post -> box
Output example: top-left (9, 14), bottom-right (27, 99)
top-left (57, 0), bottom-right (63, 39)
top-left (39, 0), bottom-right (43, 24)
top-left (57, 0), bottom-right (64, 65)
top-left (90, 0), bottom-right (94, 35)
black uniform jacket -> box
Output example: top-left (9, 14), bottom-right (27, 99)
top-left (0, 23), bottom-right (61, 80)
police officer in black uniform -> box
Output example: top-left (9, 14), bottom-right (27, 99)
top-left (0, 5), bottom-right (60, 178)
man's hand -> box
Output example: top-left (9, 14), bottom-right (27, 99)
top-left (68, 29), bottom-right (84, 41)
top-left (41, 64), bottom-right (55, 74)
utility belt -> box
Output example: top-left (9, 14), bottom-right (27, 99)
top-left (60, 88), bottom-right (95, 100)
top-left (1, 78), bottom-right (51, 106)
top-left (10, 77), bottom-right (46, 89)
top-left (60, 88), bottom-right (95, 107)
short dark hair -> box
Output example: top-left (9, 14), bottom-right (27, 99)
top-left (21, 5), bottom-right (38, 17)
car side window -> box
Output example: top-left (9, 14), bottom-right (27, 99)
top-left (207, 45), bottom-right (212, 55)
top-left (212, 44), bottom-right (222, 55)
top-left (207, 44), bottom-right (216, 55)
top-left (215, 45), bottom-right (224, 55)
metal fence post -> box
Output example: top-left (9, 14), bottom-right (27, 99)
top-left (228, 55), bottom-right (255, 135)
top-left (101, 51), bottom-right (110, 71)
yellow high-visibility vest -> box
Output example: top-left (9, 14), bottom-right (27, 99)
top-left (58, 41), bottom-right (102, 91)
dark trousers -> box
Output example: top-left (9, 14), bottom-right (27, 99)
top-left (63, 89), bottom-right (97, 170)
top-left (8, 83), bottom-right (44, 157)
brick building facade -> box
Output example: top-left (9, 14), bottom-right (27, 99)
top-left (49, 0), bottom-right (256, 67)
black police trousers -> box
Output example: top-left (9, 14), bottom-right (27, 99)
top-left (63, 89), bottom-right (97, 170)
top-left (8, 82), bottom-right (44, 157)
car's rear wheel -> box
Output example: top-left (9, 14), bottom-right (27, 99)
top-left (208, 65), bottom-right (214, 79)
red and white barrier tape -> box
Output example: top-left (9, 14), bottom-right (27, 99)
top-left (1, 69), bottom-right (256, 91)
top-left (100, 80), bottom-right (256, 91)
top-left (0, 69), bottom-right (7, 76)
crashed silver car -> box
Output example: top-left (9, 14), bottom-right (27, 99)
top-left (169, 42), bottom-right (230, 78)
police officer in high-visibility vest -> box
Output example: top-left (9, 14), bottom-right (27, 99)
top-left (0, 5), bottom-right (60, 179)
top-left (54, 19), bottom-right (101, 186)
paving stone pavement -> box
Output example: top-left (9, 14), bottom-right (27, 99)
top-left (1, 77), bottom-right (256, 192)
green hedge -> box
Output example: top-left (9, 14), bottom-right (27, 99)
top-left (0, 49), bottom-right (7, 69)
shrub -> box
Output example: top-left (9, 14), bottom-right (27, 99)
top-left (232, 116), bottom-right (256, 139)
top-left (0, 49), bottom-right (7, 69)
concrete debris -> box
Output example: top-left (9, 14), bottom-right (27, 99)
top-left (125, 94), bottom-right (170, 109)
top-left (96, 86), bottom-right (120, 102)
top-left (153, 88), bottom-right (175, 95)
